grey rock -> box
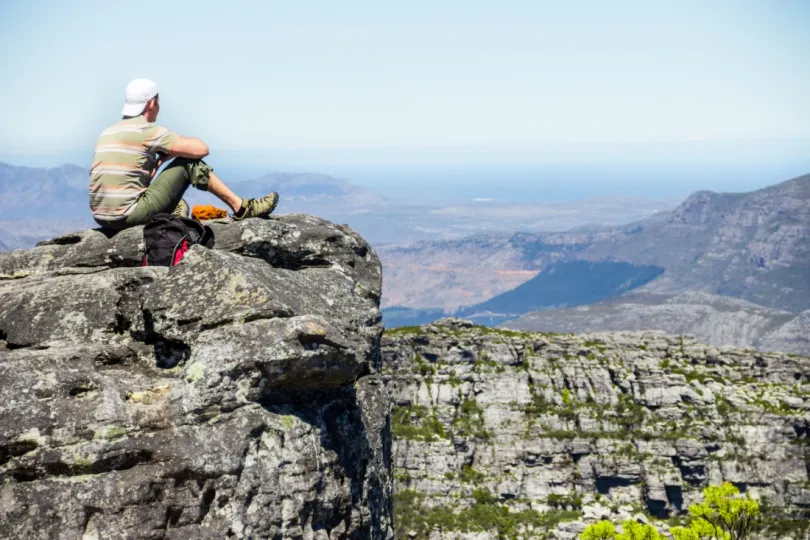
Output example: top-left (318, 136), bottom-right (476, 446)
top-left (0, 215), bottom-right (392, 539)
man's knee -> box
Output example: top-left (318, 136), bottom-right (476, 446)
top-left (188, 160), bottom-right (212, 192)
top-left (164, 156), bottom-right (202, 171)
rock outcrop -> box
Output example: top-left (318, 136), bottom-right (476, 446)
top-left (382, 319), bottom-right (810, 539)
top-left (0, 215), bottom-right (393, 539)
top-left (504, 292), bottom-right (810, 356)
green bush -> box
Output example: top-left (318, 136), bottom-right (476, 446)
top-left (579, 483), bottom-right (761, 540)
top-left (581, 520), bottom-right (661, 540)
top-left (458, 464), bottom-right (486, 484)
top-left (395, 488), bottom-right (582, 539)
top-left (453, 398), bottom-right (491, 440)
top-left (671, 482), bottom-right (759, 540)
top-left (547, 491), bottom-right (584, 510)
top-left (391, 405), bottom-right (448, 442)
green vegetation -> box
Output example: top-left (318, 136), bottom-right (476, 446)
top-left (547, 492), bottom-right (584, 510)
top-left (412, 354), bottom-right (436, 381)
top-left (521, 386), bottom-right (649, 431)
top-left (391, 396), bottom-right (493, 442)
top-left (444, 464), bottom-right (487, 484)
top-left (614, 393), bottom-right (646, 430)
top-left (391, 405), bottom-right (448, 442)
top-left (384, 325), bottom-right (423, 335)
top-left (580, 483), bottom-right (761, 540)
top-left (485, 327), bottom-right (539, 339)
top-left (383, 321), bottom-right (560, 340)
top-left (758, 513), bottom-right (810, 539)
top-left (394, 488), bottom-right (582, 539)
top-left (616, 442), bottom-right (639, 459)
top-left (562, 388), bottom-right (572, 405)
top-left (671, 482), bottom-right (759, 540)
top-left (475, 352), bottom-right (504, 373)
top-left (745, 391), bottom-right (798, 416)
top-left (458, 464), bottom-right (486, 484)
top-left (453, 398), bottom-right (491, 440)
top-left (582, 520), bottom-right (662, 540)
top-left (581, 520), bottom-right (619, 540)
top-left (523, 384), bottom-right (552, 416)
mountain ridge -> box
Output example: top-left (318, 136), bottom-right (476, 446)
top-left (380, 172), bottom-right (810, 314)
top-left (502, 291), bottom-right (810, 355)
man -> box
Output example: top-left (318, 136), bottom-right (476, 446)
top-left (90, 78), bottom-right (278, 230)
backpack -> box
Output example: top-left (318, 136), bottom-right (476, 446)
top-left (141, 213), bottom-right (215, 267)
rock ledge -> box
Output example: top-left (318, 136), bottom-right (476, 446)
top-left (0, 215), bottom-right (393, 540)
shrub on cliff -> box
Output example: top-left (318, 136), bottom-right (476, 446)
top-left (671, 482), bottom-right (759, 540)
top-left (582, 520), bottom-right (661, 540)
top-left (580, 482), bottom-right (759, 540)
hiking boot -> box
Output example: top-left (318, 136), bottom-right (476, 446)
top-left (233, 192), bottom-right (279, 220)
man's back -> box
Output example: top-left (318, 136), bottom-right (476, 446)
top-left (89, 116), bottom-right (177, 221)
top-left (89, 78), bottom-right (279, 230)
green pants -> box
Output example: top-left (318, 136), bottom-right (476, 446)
top-left (95, 158), bottom-right (212, 231)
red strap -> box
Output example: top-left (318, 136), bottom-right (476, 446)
top-left (172, 239), bottom-right (189, 266)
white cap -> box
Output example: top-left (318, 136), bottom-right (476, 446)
top-left (121, 78), bottom-right (159, 116)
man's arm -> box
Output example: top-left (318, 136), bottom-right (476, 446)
top-left (166, 136), bottom-right (210, 159)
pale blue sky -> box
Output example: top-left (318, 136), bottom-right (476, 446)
top-left (1, 0), bottom-right (809, 171)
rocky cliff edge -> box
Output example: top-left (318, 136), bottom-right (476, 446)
top-left (0, 215), bottom-right (393, 539)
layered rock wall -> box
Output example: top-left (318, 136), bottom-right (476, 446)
top-left (0, 216), bottom-right (393, 539)
top-left (382, 319), bottom-right (810, 538)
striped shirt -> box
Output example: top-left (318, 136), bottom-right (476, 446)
top-left (89, 116), bottom-right (179, 220)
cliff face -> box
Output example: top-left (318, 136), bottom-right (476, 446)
top-left (0, 216), bottom-right (393, 539)
top-left (382, 319), bottom-right (810, 539)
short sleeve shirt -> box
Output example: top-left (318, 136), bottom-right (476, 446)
top-left (89, 115), bottom-right (179, 220)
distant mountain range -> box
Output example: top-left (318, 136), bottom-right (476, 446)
top-left (380, 173), bottom-right (810, 316)
top-left (0, 161), bottom-right (678, 249)
top-left (563, 173), bottom-right (810, 312)
top-left (502, 291), bottom-right (810, 356)
top-left (0, 163), bottom-right (89, 219)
